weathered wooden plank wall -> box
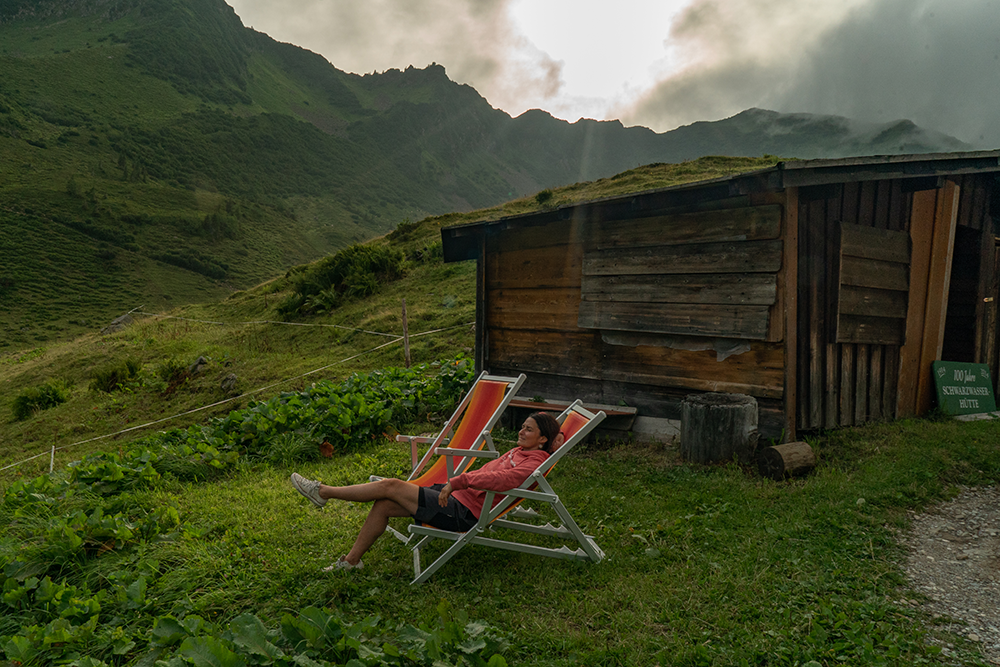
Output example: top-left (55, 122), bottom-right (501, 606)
top-left (477, 171), bottom-right (999, 439)
top-left (797, 173), bottom-right (1000, 430)
top-left (483, 201), bottom-right (788, 437)
top-left (796, 180), bottom-right (911, 430)
top-left (578, 205), bottom-right (783, 341)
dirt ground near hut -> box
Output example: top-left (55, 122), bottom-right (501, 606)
top-left (901, 486), bottom-right (1000, 664)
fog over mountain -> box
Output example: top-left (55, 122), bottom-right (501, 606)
top-left (627, 0), bottom-right (1000, 149)
top-left (230, 0), bottom-right (1000, 148)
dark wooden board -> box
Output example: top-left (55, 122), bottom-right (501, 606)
top-left (840, 223), bottom-right (911, 263)
top-left (584, 239), bottom-right (783, 276)
top-left (837, 315), bottom-right (906, 345)
top-left (486, 244), bottom-right (582, 289)
top-left (488, 329), bottom-right (602, 376)
top-left (601, 340), bottom-right (785, 398)
top-left (592, 204), bottom-right (782, 249)
top-left (487, 287), bottom-right (582, 332)
top-left (838, 285), bottom-right (909, 319)
top-left (581, 273), bottom-right (777, 305)
top-left (578, 301), bottom-right (772, 339)
top-left (840, 256), bottom-right (909, 291)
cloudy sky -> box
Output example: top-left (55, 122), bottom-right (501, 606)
top-left (227, 0), bottom-right (1000, 148)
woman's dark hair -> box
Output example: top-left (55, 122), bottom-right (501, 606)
top-left (528, 411), bottom-right (561, 453)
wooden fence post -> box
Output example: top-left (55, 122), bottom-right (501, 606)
top-left (402, 298), bottom-right (411, 368)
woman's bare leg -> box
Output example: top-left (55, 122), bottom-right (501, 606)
top-left (344, 498), bottom-right (412, 565)
top-left (318, 477), bottom-right (420, 511)
top-left (316, 478), bottom-right (422, 566)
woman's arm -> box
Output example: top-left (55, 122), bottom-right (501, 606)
top-left (450, 449), bottom-right (549, 493)
top-left (437, 482), bottom-right (453, 507)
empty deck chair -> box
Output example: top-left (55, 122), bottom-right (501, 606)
top-left (404, 400), bottom-right (607, 584)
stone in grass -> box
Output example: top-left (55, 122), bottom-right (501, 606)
top-left (188, 356), bottom-right (209, 374)
top-left (101, 314), bottom-right (133, 334)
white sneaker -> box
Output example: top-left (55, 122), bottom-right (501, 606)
top-left (323, 556), bottom-right (363, 572)
top-left (290, 472), bottom-right (326, 508)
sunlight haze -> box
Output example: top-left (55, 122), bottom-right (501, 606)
top-left (227, 0), bottom-right (1000, 147)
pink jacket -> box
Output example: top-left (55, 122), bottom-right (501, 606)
top-left (450, 447), bottom-right (550, 518)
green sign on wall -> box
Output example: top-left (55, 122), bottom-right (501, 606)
top-left (932, 361), bottom-right (998, 415)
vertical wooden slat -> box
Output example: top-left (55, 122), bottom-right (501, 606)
top-left (956, 175), bottom-right (974, 230)
top-left (883, 345), bottom-right (900, 418)
top-left (784, 188), bottom-right (799, 442)
top-left (808, 198), bottom-right (826, 428)
top-left (855, 344), bottom-right (869, 423)
top-left (858, 181), bottom-right (877, 228)
top-left (898, 189), bottom-right (938, 417)
top-left (888, 180), bottom-right (906, 233)
top-left (916, 180), bottom-right (961, 415)
top-left (840, 180), bottom-right (859, 425)
top-left (797, 197), bottom-right (811, 430)
top-left (902, 187), bottom-right (914, 233)
top-left (825, 194), bottom-right (840, 428)
top-left (874, 181), bottom-right (891, 230)
top-left (885, 179), bottom-right (908, 421)
top-left (842, 182), bottom-right (861, 225)
top-left (869, 345), bottom-right (884, 420)
top-left (969, 176), bottom-right (986, 232)
top-left (840, 346), bottom-right (855, 425)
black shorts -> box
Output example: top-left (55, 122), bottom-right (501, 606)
top-left (412, 483), bottom-right (478, 532)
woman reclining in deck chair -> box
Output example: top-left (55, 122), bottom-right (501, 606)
top-left (290, 411), bottom-right (562, 571)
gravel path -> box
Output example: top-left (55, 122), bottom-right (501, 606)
top-left (901, 486), bottom-right (1000, 664)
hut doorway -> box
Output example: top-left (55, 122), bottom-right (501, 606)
top-left (941, 227), bottom-right (1000, 396)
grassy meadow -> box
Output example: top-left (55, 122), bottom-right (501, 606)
top-left (3, 156), bottom-right (999, 665)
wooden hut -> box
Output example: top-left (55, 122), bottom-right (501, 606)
top-left (440, 150), bottom-right (1000, 440)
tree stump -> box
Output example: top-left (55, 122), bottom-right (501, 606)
top-left (680, 393), bottom-right (759, 464)
top-left (757, 442), bottom-right (816, 480)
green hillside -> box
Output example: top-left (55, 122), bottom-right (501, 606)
top-left (2, 157), bottom-right (999, 667)
top-left (0, 0), bottom-right (519, 349)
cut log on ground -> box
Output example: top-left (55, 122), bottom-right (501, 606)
top-left (757, 441), bottom-right (816, 480)
top-left (680, 392), bottom-right (759, 464)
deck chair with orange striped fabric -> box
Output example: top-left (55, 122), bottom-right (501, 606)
top-left (405, 400), bottom-right (606, 584)
top-left (374, 371), bottom-right (525, 539)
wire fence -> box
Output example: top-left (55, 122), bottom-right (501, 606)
top-left (1, 319), bottom-right (473, 476)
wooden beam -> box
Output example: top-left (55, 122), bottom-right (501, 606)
top-left (897, 189), bottom-right (937, 417)
top-left (783, 187), bottom-right (799, 441)
top-left (915, 180), bottom-right (961, 414)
